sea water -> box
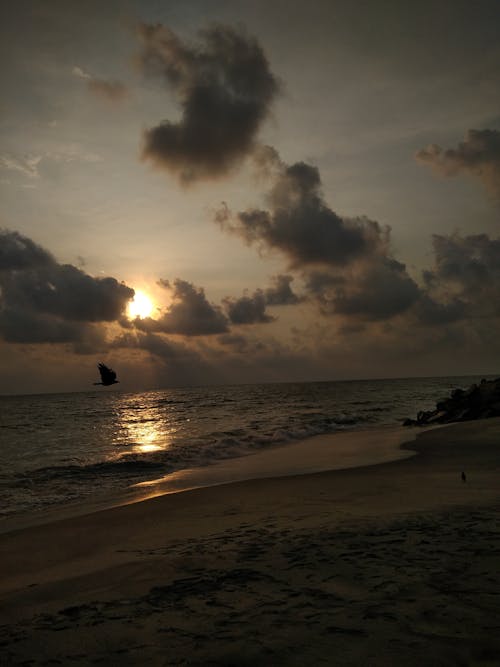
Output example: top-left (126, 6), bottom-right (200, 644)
top-left (0, 376), bottom-right (489, 521)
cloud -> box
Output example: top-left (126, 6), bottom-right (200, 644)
top-left (0, 229), bottom-right (53, 270)
top-left (222, 274), bottom-right (300, 325)
top-left (429, 232), bottom-right (500, 288)
top-left (114, 330), bottom-right (196, 361)
top-left (0, 154), bottom-right (42, 178)
top-left (2, 263), bottom-right (134, 322)
top-left (416, 129), bottom-right (500, 197)
top-left (309, 258), bottom-right (420, 321)
top-left (216, 152), bottom-right (389, 269)
top-left (134, 278), bottom-right (228, 336)
top-left (0, 145), bottom-right (102, 184)
top-left (413, 294), bottom-right (467, 326)
top-left (264, 274), bottom-right (301, 305)
top-left (216, 332), bottom-right (252, 353)
top-left (72, 66), bottom-right (92, 80)
top-left (111, 331), bottom-right (216, 386)
top-left (137, 23), bottom-right (279, 185)
top-left (223, 290), bottom-right (274, 325)
top-left (217, 148), bottom-right (421, 323)
top-left (419, 232), bottom-right (500, 320)
top-left (0, 307), bottom-right (106, 350)
top-left (73, 65), bottom-right (128, 102)
top-left (0, 229), bottom-right (134, 345)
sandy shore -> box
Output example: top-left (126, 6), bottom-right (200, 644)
top-left (1, 419), bottom-right (500, 665)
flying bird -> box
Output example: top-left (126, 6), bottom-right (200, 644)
top-left (94, 362), bottom-right (119, 386)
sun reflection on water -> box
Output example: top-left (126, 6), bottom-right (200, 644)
top-left (118, 406), bottom-right (172, 456)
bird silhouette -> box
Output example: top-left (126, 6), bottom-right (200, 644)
top-left (94, 362), bottom-right (119, 386)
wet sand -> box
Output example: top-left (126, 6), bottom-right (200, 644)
top-left (1, 419), bottom-right (499, 665)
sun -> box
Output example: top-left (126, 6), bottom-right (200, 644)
top-left (128, 290), bottom-right (154, 319)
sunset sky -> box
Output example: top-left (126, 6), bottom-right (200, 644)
top-left (1, 0), bottom-right (499, 394)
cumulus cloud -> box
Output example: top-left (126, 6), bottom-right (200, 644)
top-left (416, 129), bottom-right (500, 197)
top-left (223, 290), bottom-right (274, 325)
top-left (308, 259), bottom-right (419, 321)
top-left (216, 152), bottom-right (389, 269)
top-left (429, 232), bottom-right (500, 288)
top-left (73, 65), bottom-right (128, 102)
top-left (264, 274), bottom-right (301, 305)
top-left (2, 263), bottom-right (134, 322)
top-left (0, 229), bottom-right (134, 345)
top-left (0, 230), bottom-right (53, 270)
top-left (137, 23), bottom-right (279, 184)
top-left (134, 278), bottom-right (228, 336)
top-left (419, 232), bottom-right (500, 321)
top-left (217, 148), bottom-right (421, 323)
top-left (222, 274), bottom-right (301, 325)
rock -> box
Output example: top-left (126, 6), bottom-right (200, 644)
top-left (403, 377), bottom-right (500, 426)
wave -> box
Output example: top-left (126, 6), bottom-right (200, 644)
top-left (2, 375), bottom-right (490, 520)
top-left (9, 412), bottom-right (369, 494)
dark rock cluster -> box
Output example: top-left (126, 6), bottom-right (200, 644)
top-left (404, 377), bottom-right (500, 426)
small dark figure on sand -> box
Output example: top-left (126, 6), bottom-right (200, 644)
top-left (461, 471), bottom-right (466, 483)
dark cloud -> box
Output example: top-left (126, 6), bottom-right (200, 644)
top-left (304, 232), bottom-right (500, 326)
top-left (419, 233), bottom-right (500, 321)
top-left (216, 153), bottom-right (389, 269)
top-left (0, 229), bottom-right (134, 345)
top-left (217, 150), bottom-right (420, 323)
top-left (264, 274), bottom-right (301, 305)
top-left (222, 275), bottom-right (300, 325)
top-left (223, 290), bottom-right (274, 325)
top-left (0, 307), bottom-right (105, 349)
top-left (304, 259), bottom-right (420, 321)
top-left (0, 229), bottom-right (53, 271)
top-left (135, 278), bottom-right (228, 336)
top-left (326, 259), bottom-right (420, 321)
top-left (1, 263), bottom-right (134, 322)
top-left (416, 129), bottom-right (500, 197)
top-left (413, 294), bottom-right (467, 326)
top-left (137, 23), bottom-right (279, 185)
top-left (303, 271), bottom-right (345, 296)
top-left (429, 232), bottom-right (500, 288)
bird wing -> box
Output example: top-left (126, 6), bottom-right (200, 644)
top-left (98, 363), bottom-right (116, 382)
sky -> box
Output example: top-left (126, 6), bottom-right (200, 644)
top-left (1, 0), bottom-right (500, 394)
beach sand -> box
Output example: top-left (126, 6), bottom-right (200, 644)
top-left (1, 419), bottom-right (499, 665)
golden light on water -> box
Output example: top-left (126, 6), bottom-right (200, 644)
top-left (136, 441), bottom-right (161, 454)
top-left (128, 419), bottom-right (163, 454)
top-left (128, 290), bottom-right (154, 319)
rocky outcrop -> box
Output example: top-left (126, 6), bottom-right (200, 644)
top-left (403, 377), bottom-right (500, 426)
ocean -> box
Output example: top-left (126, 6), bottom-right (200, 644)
top-left (0, 376), bottom-right (489, 523)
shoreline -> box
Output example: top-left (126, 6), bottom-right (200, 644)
top-left (1, 418), bottom-right (499, 664)
top-left (0, 423), bottom-right (419, 535)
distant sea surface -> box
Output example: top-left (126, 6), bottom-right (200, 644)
top-left (0, 376), bottom-right (491, 522)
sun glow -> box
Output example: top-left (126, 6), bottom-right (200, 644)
top-left (128, 290), bottom-right (154, 319)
